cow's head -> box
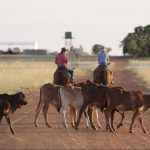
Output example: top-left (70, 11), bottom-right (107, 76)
top-left (17, 92), bottom-right (27, 108)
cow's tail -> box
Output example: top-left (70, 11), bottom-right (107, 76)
top-left (37, 88), bottom-right (42, 109)
top-left (34, 88), bottom-right (44, 127)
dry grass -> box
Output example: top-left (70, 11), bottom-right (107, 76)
top-left (0, 55), bottom-right (98, 93)
top-left (129, 59), bottom-right (150, 88)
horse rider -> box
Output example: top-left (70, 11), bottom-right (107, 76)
top-left (97, 47), bottom-right (114, 83)
top-left (55, 47), bottom-right (74, 81)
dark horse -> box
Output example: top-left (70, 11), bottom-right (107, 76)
top-left (53, 69), bottom-right (73, 86)
top-left (93, 65), bottom-right (113, 85)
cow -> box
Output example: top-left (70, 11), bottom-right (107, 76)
top-left (74, 81), bottom-right (110, 130)
top-left (103, 88), bottom-right (147, 133)
top-left (74, 80), bottom-right (104, 129)
top-left (0, 92), bottom-right (27, 134)
top-left (34, 83), bottom-right (62, 128)
top-left (74, 81), bottom-right (126, 130)
top-left (58, 84), bottom-right (84, 127)
top-left (34, 83), bottom-right (78, 128)
top-left (116, 94), bottom-right (150, 130)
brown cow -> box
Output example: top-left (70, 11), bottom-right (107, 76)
top-left (0, 92), bottom-right (27, 134)
top-left (34, 83), bottom-right (62, 128)
top-left (116, 94), bottom-right (150, 130)
top-left (74, 81), bottom-right (109, 130)
top-left (104, 88), bottom-right (147, 133)
top-left (74, 81), bottom-right (126, 130)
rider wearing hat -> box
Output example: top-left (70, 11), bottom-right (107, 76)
top-left (97, 47), bottom-right (114, 84)
top-left (55, 47), bottom-right (74, 80)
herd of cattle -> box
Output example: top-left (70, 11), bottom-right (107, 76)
top-left (0, 80), bottom-right (150, 135)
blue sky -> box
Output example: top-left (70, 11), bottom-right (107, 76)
top-left (0, 0), bottom-right (150, 55)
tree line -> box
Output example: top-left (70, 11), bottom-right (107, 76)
top-left (91, 25), bottom-right (150, 57)
top-left (121, 25), bottom-right (150, 57)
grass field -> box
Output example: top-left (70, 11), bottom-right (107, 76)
top-left (3, 55), bottom-right (150, 94)
top-left (0, 55), bottom-right (98, 93)
top-left (129, 58), bottom-right (150, 90)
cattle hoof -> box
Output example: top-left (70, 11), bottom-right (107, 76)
top-left (86, 126), bottom-right (89, 129)
top-left (71, 124), bottom-right (75, 128)
top-left (46, 124), bottom-right (52, 128)
top-left (75, 127), bottom-right (78, 130)
top-left (117, 123), bottom-right (123, 129)
top-left (98, 125), bottom-right (102, 129)
top-left (129, 130), bottom-right (133, 133)
top-left (143, 130), bottom-right (148, 134)
top-left (11, 130), bottom-right (15, 135)
top-left (64, 124), bottom-right (68, 128)
top-left (92, 126), bottom-right (97, 130)
top-left (34, 123), bottom-right (39, 127)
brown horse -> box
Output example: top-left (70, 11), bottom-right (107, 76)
top-left (93, 65), bottom-right (113, 85)
top-left (53, 69), bottom-right (73, 86)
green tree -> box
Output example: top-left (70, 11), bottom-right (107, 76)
top-left (121, 25), bottom-right (150, 57)
top-left (92, 44), bottom-right (104, 54)
top-left (91, 44), bottom-right (111, 54)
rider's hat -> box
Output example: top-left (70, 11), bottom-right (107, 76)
top-left (61, 47), bottom-right (68, 52)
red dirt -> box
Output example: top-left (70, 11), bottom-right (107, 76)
top-left (0, 57), bottom-right (150, 150)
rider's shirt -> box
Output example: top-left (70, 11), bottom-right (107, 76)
top-left (98, 50), bottom-right (109, 66)
top-left (55, 53), bottom-right (68, 68)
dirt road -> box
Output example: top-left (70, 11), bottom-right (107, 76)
top-left (0, 58), bottom-right (150, 150)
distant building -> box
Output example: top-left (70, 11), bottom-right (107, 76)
top-left (0, 41), bottom-right (38, 51)
top-left (23, 49), bottom-right (47, 55)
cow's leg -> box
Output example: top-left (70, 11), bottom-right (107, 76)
top-left (34, 99), bottom-right (44, 127)
top-left (5, 115), bottom-right (14, 135)
top-left (43, 104), bottom-right (51, 128)
top-left (87, 106), bottom-right (97, 130)
top-left (129, 110), bottom-right (138, 133)
top-left (84, 107), bottom-right (90, 128)
top-left (70, 106), bottom-right (76, 127)
top-left (137, 113), bottom-right (147, 133)
top-left (110, 109), bottom-right (115, 131)
top-left (95, 109), bottom-right (102, 129)
top-left (0, 114), bottom-right (3, 125)
top-left (62, 110), bottom-right (68, 128)
top-left (75, 104), bottom-right (87, 130)
top-left (117, 112), bottom-right (125, 129)
top-left (104, 108), bottom-right (114, 132)
top-left (60, 106), bottom-right (68, 128)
